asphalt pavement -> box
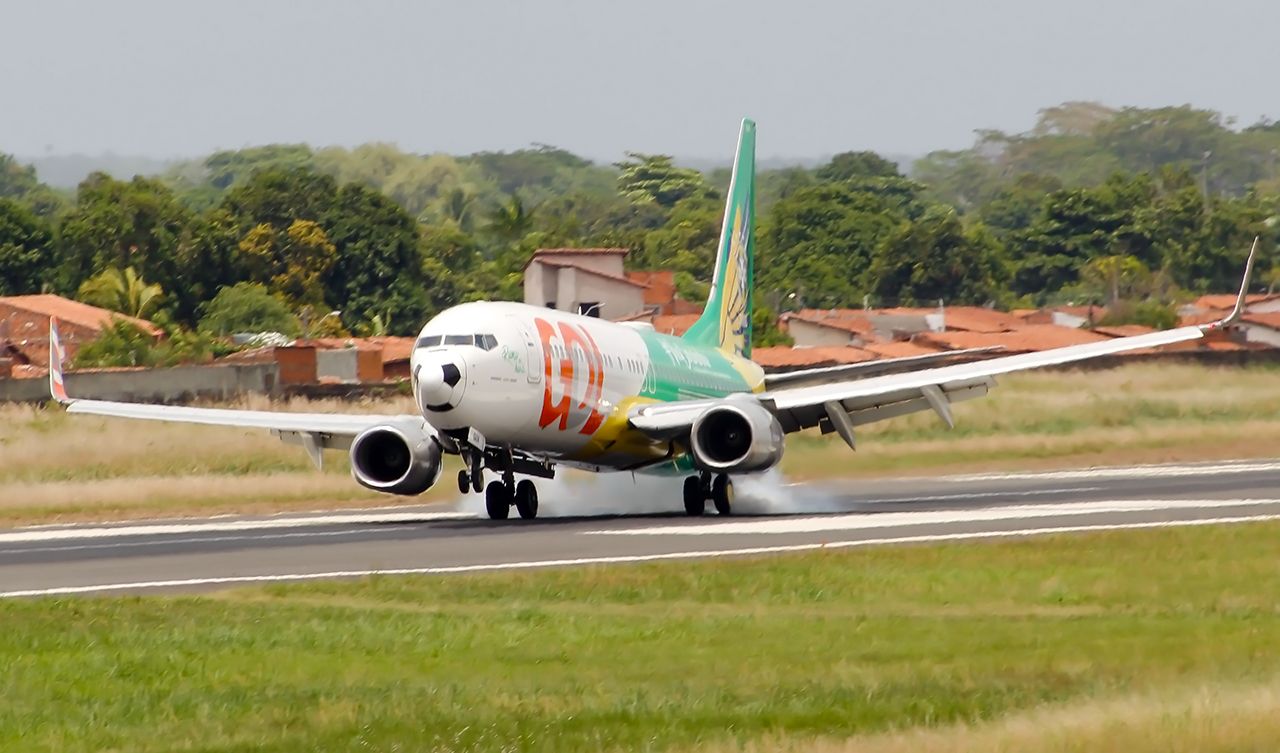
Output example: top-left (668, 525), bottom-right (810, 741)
top-left (3, 458), bottom-right (1279, 598)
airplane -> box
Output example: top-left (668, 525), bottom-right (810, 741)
top-left (47, 119), bottom-right (1260, 521)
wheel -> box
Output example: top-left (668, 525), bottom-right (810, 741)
top-left (471, 467), bottom-right (484, 494)
top-left (457, 469), bottom-right (470, 495)
top-left (683, 476), bottom-right (706, 516)
top-left (485, 480), bottom-right (511, 520)
top-left (515, 479), bottom-right (539, 519)
top-left (712, 475), bottom-right (733, 515)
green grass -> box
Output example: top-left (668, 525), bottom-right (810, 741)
top-left (3, 362), bottom-right (1280, 525)
top-left (4, 522), bottom-right (1280, 752)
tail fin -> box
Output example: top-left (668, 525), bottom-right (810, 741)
top-left (682, 118), bottom-right (756, 358)
top-left (49, 317), bottom-right (70, 404)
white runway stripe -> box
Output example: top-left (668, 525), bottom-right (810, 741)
top-left (0, 511), bottom-right (472, 544)
top-left (4, 513), bottom-right (1279, 599)
top-left (592, 499), bottom-right (1280, 536)
top-left (947, 460), bottom-right (1280, 483)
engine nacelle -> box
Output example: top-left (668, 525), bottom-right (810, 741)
top-left (349, 424), bottom-right (443, 496)
top-left (689, 400), bottom-right (785, 473)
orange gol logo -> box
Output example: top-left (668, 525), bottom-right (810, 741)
top-left (535, 318), bottom-right (605, 434)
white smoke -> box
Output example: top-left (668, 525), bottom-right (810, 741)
top-left (453, 468), bottom-right (845, 518)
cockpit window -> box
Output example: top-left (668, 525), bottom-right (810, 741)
top-left (418, 333), bottom-right (498, 349)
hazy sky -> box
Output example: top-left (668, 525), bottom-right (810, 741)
top-left (4, 0), bottom-right (1278, 162)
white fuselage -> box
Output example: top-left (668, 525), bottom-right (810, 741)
top-left (409, 302), bottom-right (671, 468)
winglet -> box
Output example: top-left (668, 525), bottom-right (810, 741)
top-left (1204, 236), bottom-right (1260, 331)
top-left (48, 317), bottom-right (70, 404)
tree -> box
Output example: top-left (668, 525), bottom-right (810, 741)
top-left (57, 173), bottom-right (196, 304)
top-left (198, 283), bottom-right (301, 336)
top-left (1080, 255), bottom-right (1153, 305)
top-left (238, 219), bottom-right (337, 309)
top-left (76, 267), bottom-right (164, 319)
top-left (756, 181), bottom-right (929, 308)
top-left (322, 182), bottom-right (432, 333)
top-left (869, 208), bottom-right (1009, 306)
top-left (815, 151), bottom-right (902, 182)
top-left (615, 153), bottom-right (715, 208)
top-left (0, 198), bottom-right (55, 296)
top-left (486, 193), bottom-right (537, 244)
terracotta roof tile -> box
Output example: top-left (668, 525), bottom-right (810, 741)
top-left (533, 259), bottom-right (649, 288)
top-left (1241, 313), bottom-right (1280, 330)
top-left (751, 346), bottom-right (878, 368)
top-left (1192, 293), bottom-right (1277, 310)
top-left (782, 310), bottom-right (879, 337)
top-left (860, 340), bottom-right (944, 358)
top-left (532, 247), bottom-right (629, 256)
top-left (652, 314), bottom-right (701, 336)
top-left (1091, 324), bottom-right (1157, 337)
top-left (918, 325), bottom-right (1109, 353)
top-left (0, 294), bottom-right (163, 337)
top-left (937, 306), bottom-right (1022, 333)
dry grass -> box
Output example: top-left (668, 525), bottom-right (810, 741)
top-left (2, 363), bottom-right (1278, 524)
top-left (708, 680), bottom-right (1280, 753)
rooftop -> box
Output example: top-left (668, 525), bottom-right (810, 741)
top-left (0, 294), bottom-right (163, 337)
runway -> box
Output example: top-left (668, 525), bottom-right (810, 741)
top-left (3, 458), bottom-right (1280, 598)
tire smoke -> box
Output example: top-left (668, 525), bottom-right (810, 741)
top-left (452, 468), bottom-right (843, 518)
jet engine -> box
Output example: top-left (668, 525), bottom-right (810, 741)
top-left (689, 400), bottom-right (785, 473)
top-left (349, 424), bottom-right (443, 495)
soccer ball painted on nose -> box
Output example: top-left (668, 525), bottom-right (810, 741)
top-left (416, 357), bottom-right (466, 413)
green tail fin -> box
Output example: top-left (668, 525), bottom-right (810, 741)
top-left (682, 118), bottom-right (755, 358)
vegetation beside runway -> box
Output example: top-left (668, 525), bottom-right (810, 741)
top-left (3, 362), bottom-right (1280, 525)
top-left (4, 521), bottom-right (1280, 752)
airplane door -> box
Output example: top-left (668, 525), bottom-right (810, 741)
top-left (513, 318), bottom-right (542, 384)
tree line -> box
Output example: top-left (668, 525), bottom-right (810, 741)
top-left (2, 101), bottom-right (1278, 363)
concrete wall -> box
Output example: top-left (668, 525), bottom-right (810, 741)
top-left (786, 319), bottom-right (857, 347)
top-left (316, 349), bottom-right (359, 383)
top-left (0, 362), bottom-right (279, 403)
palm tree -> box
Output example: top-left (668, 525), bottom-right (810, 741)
top-left (77, 266), bottom-right (164, 319)
top-left (486, 193), bottom-right (537, 243)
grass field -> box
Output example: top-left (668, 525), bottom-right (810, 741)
top-left (3, 362), bottom-right (1280, 525)
top-left (3, 521), bottom-right (1279, 752)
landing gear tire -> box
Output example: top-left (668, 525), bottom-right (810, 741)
top-left (515, 479), bottom-right (539, 520)
top-left (457, 469), bottom-right (470, 495)
top-left (711, 474), bottom-right (733, 516)
top-left (683, 477), bottom-right (706, 517)
top-left (471, 469), bottom-right (484, 494)
top-left (485, 480), bottom-right (511, 520)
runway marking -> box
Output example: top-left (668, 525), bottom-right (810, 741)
top-left (0, 511), bottom-right (472, 544)
top-left (856, 486), bottom-right (1103, 504)
top-left (593, 499), bottom-right (1280, 535)
top-left (4, 513), bottom-right (1279, 599)
top-left (948, 460), bottom-right (1280, 483)
top-left (0, 527), bottom-right (402, 555)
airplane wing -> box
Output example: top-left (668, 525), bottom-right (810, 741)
top-left (46, 322), bottom-right (427, 464)
top-left (762, 346), bottom-right (1004, 389)
top-left (632, 239), bottom-right (1259, 446)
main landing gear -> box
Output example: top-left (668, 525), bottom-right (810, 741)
top-left (683, 472), bottom-right (733, 517)
top-left (461, 468), bottom-right (540, 521)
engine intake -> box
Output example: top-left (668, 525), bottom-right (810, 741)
top-left (349, 424), bottom-right (443, 496)
top-left (689, 401), bottom-right (784, 473)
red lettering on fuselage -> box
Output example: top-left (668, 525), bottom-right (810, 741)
top-left (535, 317), bottom-right (607, 434)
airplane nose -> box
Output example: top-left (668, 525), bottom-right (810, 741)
top-left (415, 355), bottom-right (466, 412)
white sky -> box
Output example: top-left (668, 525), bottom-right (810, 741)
top-left (3, 0), bottom-right (1278, 161)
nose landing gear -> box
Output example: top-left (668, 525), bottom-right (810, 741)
top-left (683, 473), bottom-right (733, 517)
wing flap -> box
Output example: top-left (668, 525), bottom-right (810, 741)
top-left (63, 399), bottom-right (422, 438)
